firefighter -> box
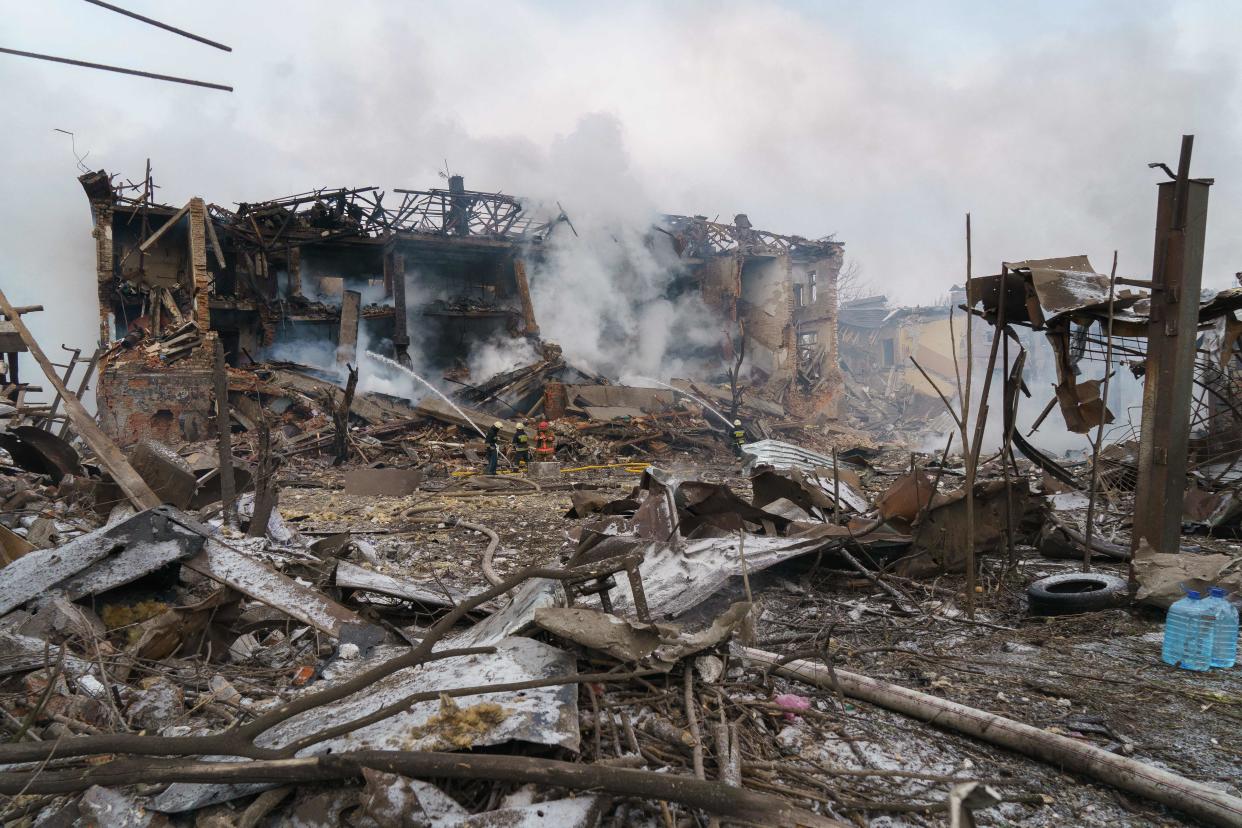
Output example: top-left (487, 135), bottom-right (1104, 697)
top-left (731, 418), bottom-right (747, 458)
top-left (513, 421), bottom-right (530, 468)
top-left (485, 421), bottom-right (502, 475)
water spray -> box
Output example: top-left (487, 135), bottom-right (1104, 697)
top-left (365, 351), bottom-right (488, 440)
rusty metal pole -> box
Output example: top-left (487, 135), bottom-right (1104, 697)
top-left (1131, 136), bottom-right (1211, 557)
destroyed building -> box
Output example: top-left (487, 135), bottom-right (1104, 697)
top-left (79, 169), bottom-right (844, 446)
top-left (835, 294), bottom-right (968, 439)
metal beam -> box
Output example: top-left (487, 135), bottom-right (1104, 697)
top-left (1131, 136), bottom-right (1211, 554)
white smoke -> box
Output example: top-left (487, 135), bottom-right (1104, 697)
top-left (468, 335), bottom-right (540, 381)
top-left (516, 114), bottom-right (729, 381)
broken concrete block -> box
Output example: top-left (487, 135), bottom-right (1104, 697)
top-left (526, 460), bottom-right (561, 479)
top-left (229, 632), bottom-right (260, 662)
top-left (208, 675), bottom-right (241, 706)
top-left (126, 676), bottom-right (184, 732)
top-left (128, 440), bottom-right (197, 509)
top-left (24, 516), bottom-right (58, 548)
top-left (341, 468), bottom-right (424, 496)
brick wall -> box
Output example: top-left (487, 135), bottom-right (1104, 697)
top-left (790, 248), bottom-right (844, 419)
top-left (96, 339), bottom-right (216, 447)
top-left (90, 199), bottom-right (114, 346)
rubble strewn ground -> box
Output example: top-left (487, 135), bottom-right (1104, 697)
top-left (3, 146), bottom-right (1242, 827)
top-left (2, 371), bottom-right (1241, 827)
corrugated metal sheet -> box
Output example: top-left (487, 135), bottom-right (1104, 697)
top-left (740, 439), bottom-right (870, 511)
top-left (741, 438), bottom-right (836, 472)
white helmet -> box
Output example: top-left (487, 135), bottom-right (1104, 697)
top-left (733, 419), bottom-right (742, 427)
top-left (493, 422), bottom-right (504, 429)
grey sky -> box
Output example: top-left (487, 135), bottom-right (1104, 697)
top-left (2, 0), bottom-right (1240, 367)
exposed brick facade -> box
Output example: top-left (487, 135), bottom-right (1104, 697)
top-left (96, 337), bottom-right (216, 448)
top-left (90, 199), bottom-right (115, 346)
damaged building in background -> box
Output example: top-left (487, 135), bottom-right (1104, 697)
top-left (79, 168), bottom-right (843, 446)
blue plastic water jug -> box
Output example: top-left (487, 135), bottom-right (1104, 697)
top-left (1161, 589), bottom-right (1216, 671)
top-left (1205, 586), bottom-right (1238, 669)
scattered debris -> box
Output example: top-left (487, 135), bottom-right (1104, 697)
top-left (2, 145), bottom-right (1241, 826)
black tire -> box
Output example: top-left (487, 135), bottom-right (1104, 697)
top-left (1027, 573), bottom-right (1130, 616)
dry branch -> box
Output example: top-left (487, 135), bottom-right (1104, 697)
top-left (0, 751), bottom-right (845, 827)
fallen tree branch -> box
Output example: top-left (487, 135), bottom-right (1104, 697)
top-left (738, 647), bottom-right (1242, 828)
top-left (0, 751), bottom-right (845, 827)
top-left (838, 546), bottom-right (918, 615)
top-left (1045, 512), bottom-right (1131, 561)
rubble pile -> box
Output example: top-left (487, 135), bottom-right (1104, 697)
top-left (2, 343), bottom-right (1241, 826)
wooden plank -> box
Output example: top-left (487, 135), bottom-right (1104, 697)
top-left (59, 538), bottom-right (198, 600)
top-left (159, 288), bottom-right (185, 327)
top-left (338, 289), bottom-right (361, 364)
top-left (414, 396), bottom-right (506, 438)
top-left (59, 347), bottom-right (102, 439)
top-left (513, 257), bottom-right (540, 335)
top-left (335, 559), bottom-right (465, 609)
top-left (0, 531), bottom-right (122, 615)
top-left (0, 631), bottom-right (93, 677)
top-left (0, 289), bottom-right (160, 510)
top-left (184, 538), bottom-right (377, 639)
top-left (265, 368), bottom-right (397, 426)
top-left (138, 201), bottom-right (191, 252)
top-left (202, 210), bottom-right (227, 269)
